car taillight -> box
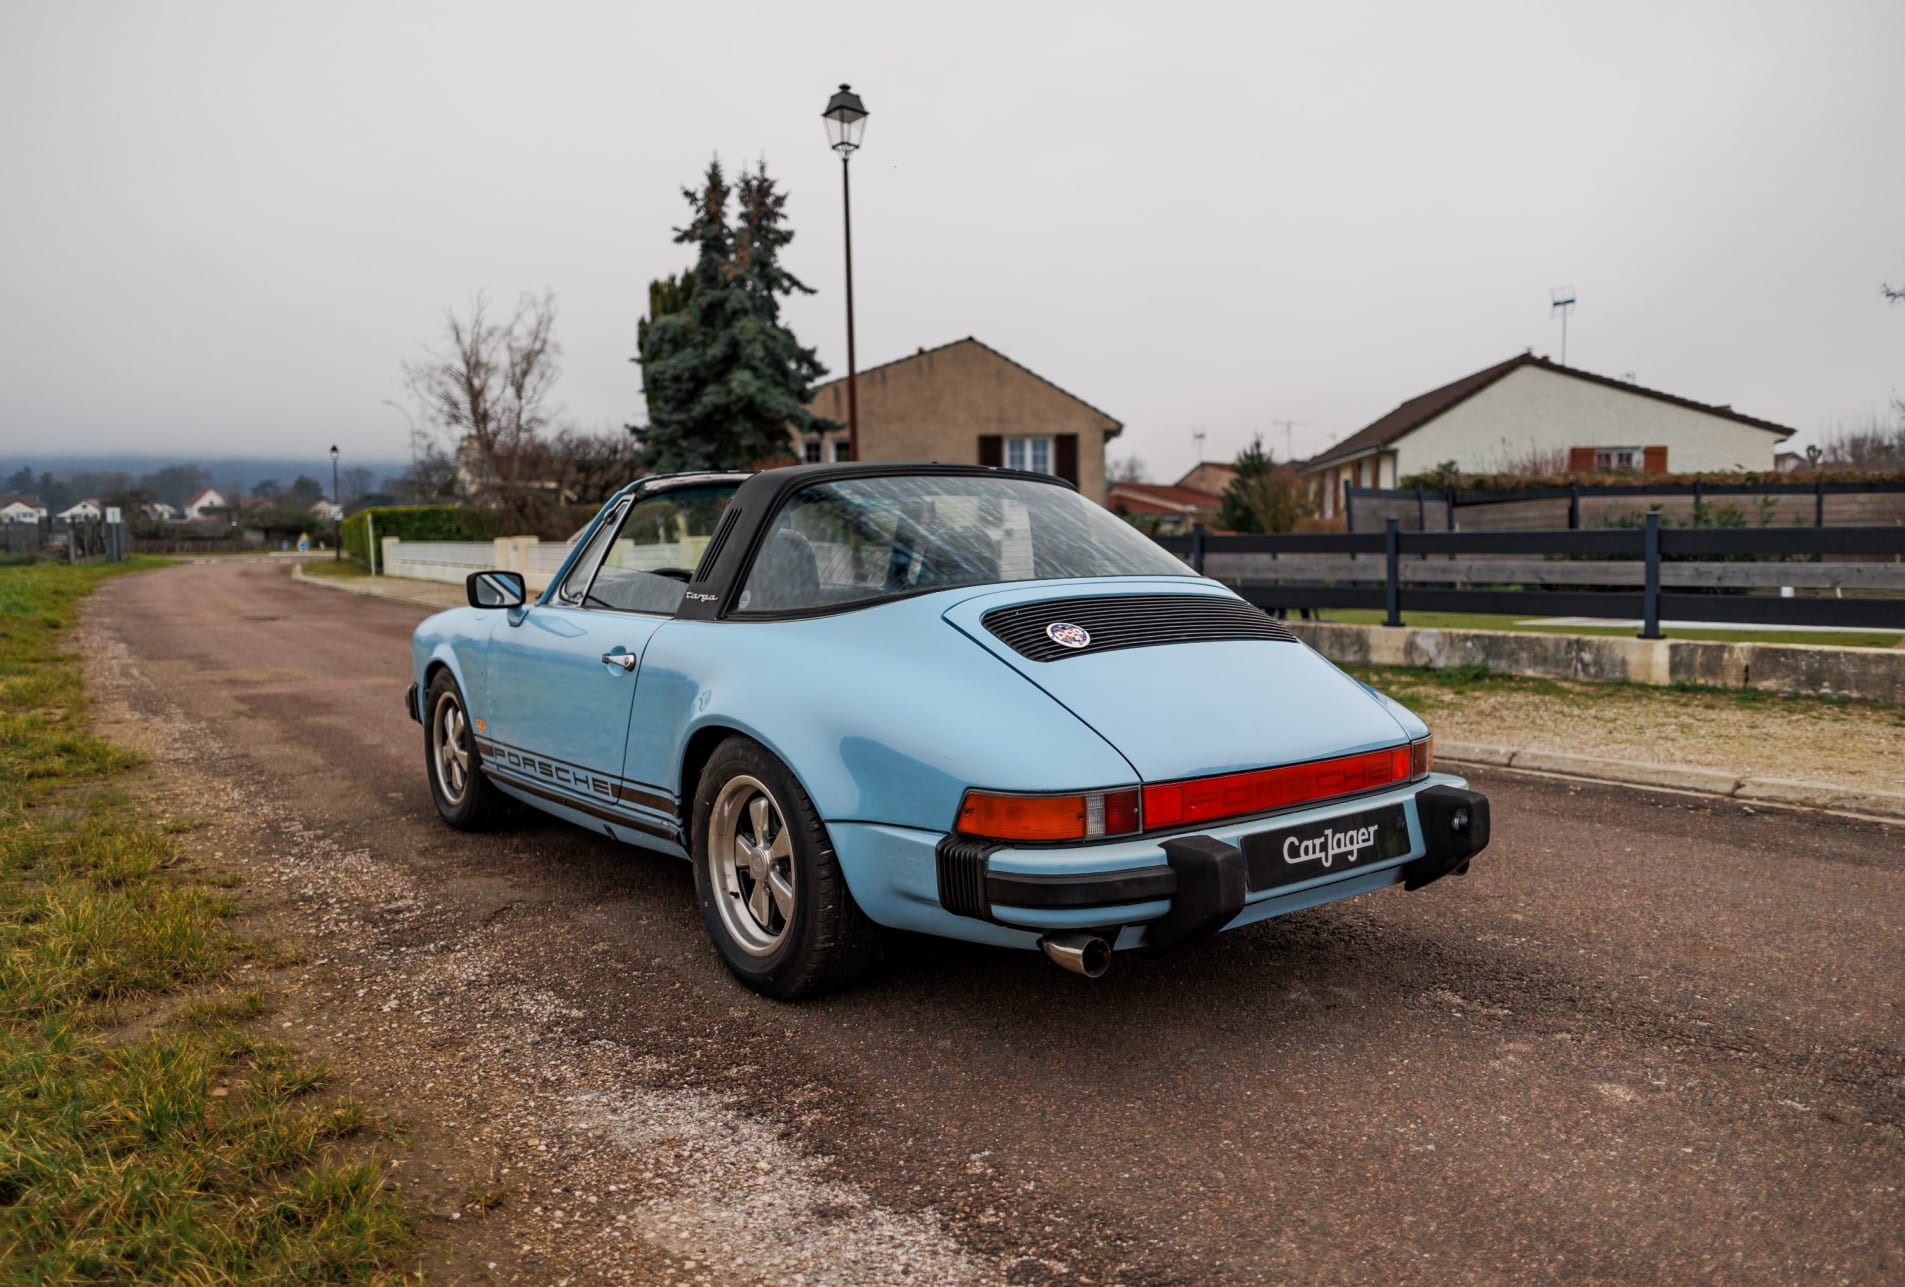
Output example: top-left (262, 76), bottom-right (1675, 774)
top-left (955, 788), bottom-right (1142, 843)
top-left (1141, 744), bottom-right (1413, 830)
top-left (1412, 735), bottom-right (1434, 780)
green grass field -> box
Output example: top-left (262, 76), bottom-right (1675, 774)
top-left (1320, 609), bottom-right (1902, 649)
top-left (0, 559), bottom-right (415, 1281)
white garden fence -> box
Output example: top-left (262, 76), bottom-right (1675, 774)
top-left (380, 536), bottom-right (575, 593)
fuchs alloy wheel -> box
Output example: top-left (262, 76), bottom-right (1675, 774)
top-left (691, 736), bottom-right (883, 999)
top-left (423, 671), bottom-right (510, 830)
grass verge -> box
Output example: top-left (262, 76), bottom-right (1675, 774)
top-left (296, 559), bottom-right (372, 580)
top-left (0, 559), bottom-right (415, 1281)
top-left (1321, 608), bottom-right (1901, 649)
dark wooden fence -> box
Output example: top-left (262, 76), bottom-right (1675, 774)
top-left (1343, 479), bottom-right (1905, 533)
top-left (1158, 516), bottom-right (1905, 637)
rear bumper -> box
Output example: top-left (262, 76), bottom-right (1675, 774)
top-left (836, 775), bottom-right (1488, 952)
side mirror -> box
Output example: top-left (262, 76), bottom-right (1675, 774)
top-left (467, 570), bottom-right (526, 609)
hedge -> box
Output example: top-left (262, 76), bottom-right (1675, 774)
top-left (341, 506), bottom-right (508, 566)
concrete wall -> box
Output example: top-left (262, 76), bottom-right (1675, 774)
top-left (1284, 620), bottom-right (1904, 705)
top-left (1392, 365), bottom-right (1788, 477)
top-left (803, 339), bottom-right (1120, 504)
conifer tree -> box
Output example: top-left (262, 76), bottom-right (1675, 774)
top-left (1218, 435), bottom-right (1312, 533)
top-left (635, 159), bottom-right (838, 473)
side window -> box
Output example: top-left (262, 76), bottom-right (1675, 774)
top-left (555, 498), bottom-right (631, 605)
top-left (582, 485), bottom-right (737, 615)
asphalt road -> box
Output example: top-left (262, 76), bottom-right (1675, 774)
top-left (90, 559), bottom-right (1905, 1283)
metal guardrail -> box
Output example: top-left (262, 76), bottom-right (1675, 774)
top-left (1158, 516), bottom-right (1905, 637)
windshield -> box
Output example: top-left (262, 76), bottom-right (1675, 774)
top-left (734, 474), bottom-right (1192, 614)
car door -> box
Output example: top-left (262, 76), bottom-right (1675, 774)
top-left (482, 484), bottom-right (737, 832)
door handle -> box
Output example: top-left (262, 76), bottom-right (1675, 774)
top-left (601, 650), bottom-right (636, 672)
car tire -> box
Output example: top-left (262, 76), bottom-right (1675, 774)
top-left (423, 670), bottom-right (510, 831)
top-left (692, 736), bottom-right (884, 999)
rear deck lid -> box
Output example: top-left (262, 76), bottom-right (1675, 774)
top-left (942, 579), bottom-right (1410, 783)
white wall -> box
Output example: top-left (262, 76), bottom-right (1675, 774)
top-left (1391, 366), bottom-right (1787, 476)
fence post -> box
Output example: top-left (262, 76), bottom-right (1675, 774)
top-left (1691, 478), bottom-right (1703, 526)
top-left (1189, 522), bottom-right (1205, 576)
top-left (1384, 518), bottom-right (1401, 628)
top-left (1343, 482), bottom-right (1356, 538)
top-left (1568, 481), bottom-right (1580, 531)
top-left (1814, 478), bottom-right (1824, 528)
top-left (365, 510), bottom-right (378, 574)
top-left (1640, 512), bottom-right (1663, 640)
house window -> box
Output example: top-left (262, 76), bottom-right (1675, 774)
top-left (1004, 435), bottom-right (1054, 474)
top-left (831, 439), bottom-right (852, 462)
top-left (1594, 447), bottom-right (1641, 470)
top-left (804, 440), bottom-right (823, 463)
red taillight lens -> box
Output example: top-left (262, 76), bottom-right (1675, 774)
top-left (1141, 745), bottom-right (1412, 830)
top-left (955, 788), bottom-right (1143, 843)
top-left (1411, 735), bottom-right (1433, 780)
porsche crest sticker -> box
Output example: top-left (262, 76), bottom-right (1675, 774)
top-left (1046, 621), bottom-right (1091, 650)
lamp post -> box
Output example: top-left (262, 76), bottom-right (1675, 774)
top-left (329, 444), bottom-right (341, 562)
top-left (822, 83), bottom-right (868, 462)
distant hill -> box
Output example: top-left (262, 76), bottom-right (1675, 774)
top-left (1, 454), bottom-right (411, 494)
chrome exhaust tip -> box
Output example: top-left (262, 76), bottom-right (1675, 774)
top-left (1039, 932), bottom-right (1111, 979)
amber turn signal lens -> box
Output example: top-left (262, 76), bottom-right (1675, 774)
top-left (1411, 735), bottom-right (1434, 779)
top-left (955, 788), bottom-right (1143, 843)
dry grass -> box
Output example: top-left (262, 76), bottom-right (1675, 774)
top-left (1355, 663), bottom-right (1905, 790)
top-left (0, 560), bottom-right (416, 1281)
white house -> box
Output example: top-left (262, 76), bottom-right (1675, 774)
top-left (144, 501), bottom-right (183, 522)
top-left (0, 494), bottom-right (45, 523)
top-left (1302, 354), bottom-right (1796, 516)
top-left (184, 487), bottom-right (227, 519)
top-left (56, 498), bottom-right (103, 520)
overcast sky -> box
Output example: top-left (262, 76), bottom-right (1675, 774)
top-left (3, 1), bottom-right (1901, 481)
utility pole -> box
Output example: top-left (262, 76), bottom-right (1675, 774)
top-left (1270, 419), bottom-right (1304, 462)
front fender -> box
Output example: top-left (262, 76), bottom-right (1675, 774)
top-left (409, 607), bottom-right (500, 723)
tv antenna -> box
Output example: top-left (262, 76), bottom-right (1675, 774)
top-left (1549, 285), bottom-right (1576, 366)
top-left (1270, 419), bottom-right (1304, 462)
top-left (1192, 427), bottom-right (1207, 465)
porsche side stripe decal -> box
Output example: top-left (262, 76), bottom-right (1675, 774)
top-left (473, 737), bottom-right (675, 813)
top-left (484, 767), bottom-right (681, 842)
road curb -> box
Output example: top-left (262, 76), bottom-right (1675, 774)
top-left (1438, 739), bottom-right (1905, 821)
top-left (290, 562), bottom-right (459, 610)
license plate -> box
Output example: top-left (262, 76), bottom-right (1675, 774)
top-left (1241, 803), bottom-right (1411, 892)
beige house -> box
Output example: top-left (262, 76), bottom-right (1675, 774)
top-left (800, 337), bottom-right (1123, 503)
top-left (1301, 354), bottom-right (1796, 517)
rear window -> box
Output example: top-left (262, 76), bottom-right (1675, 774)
top-left (734, 474), bottom-right (1190, 615)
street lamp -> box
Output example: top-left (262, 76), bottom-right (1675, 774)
top-left (822, 83), bottom-right (868, 462)
top-left (329, 444), bottom-right (341, 562)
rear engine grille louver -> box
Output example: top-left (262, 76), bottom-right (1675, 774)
top-left (982, 594), bottom-right (1298, 662)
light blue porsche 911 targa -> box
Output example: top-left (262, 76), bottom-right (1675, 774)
top-left (407, 463), bottom-right (1490, 997)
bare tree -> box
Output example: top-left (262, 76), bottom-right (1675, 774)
top-left (404, 292), bottom-right (570, 531)
top-left (1108, 455), bottom-right (1148, 484)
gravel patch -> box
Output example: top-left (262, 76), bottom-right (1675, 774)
top-left (80, 618), bottom-right (1000, 1286)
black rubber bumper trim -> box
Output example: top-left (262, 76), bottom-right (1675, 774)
top-left (987, 865), bottom-right (1177, 911)
top-left (1402, 784), bottom-right (1491, 891)
top-left (1146, 835), bottom-right (1248, 950)
top-left (405, 682), bottom-right (421, 724)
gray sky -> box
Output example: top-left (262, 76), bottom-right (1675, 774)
top-left (3, 0), bottom-right (1901, 481)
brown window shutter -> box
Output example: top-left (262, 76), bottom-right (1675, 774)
top-left (1567, 447), bottom-right (1596, 473)
top-left (977, 434), bottom-right (1002, 468)
top-left (1055, 434), bottom-right (1079, 484)
top-left (1643, 446), bottom-right (1668, 474)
